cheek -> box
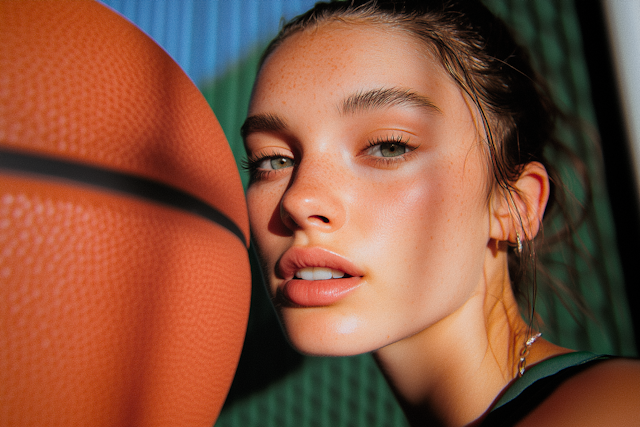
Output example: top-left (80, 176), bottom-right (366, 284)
top-left (246, 186), bottom-right (282, 255)
top-left (355, 170), bottom-right (456, 242)
top-left (246, 188), bottom-right (266, 234)
top-left (355, 161), bottom-right (489, 270)
top-left (347, 177), bottom-right (441, 292)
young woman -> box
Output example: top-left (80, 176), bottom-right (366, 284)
top-left (241, 1), bottom-right (640, 425)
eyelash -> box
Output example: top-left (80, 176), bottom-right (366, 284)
top-left (363, 134), bottom-right (416, 167)
top-left (242, 150), bottom-right (294, 183)
top-left (364, 134), bottom-right (411, 150)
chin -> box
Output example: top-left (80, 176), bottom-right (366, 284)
top-left (287, 335), bottom-right (375, 357)
top-left (279, 308), bottom-right (389, 357)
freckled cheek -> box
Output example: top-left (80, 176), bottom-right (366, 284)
top-left (354, 169), bottom-right (479, 257)
top-left (394, 185), bottom-right (444, 241)
top-left (349, 179), bottom-right (437, 263)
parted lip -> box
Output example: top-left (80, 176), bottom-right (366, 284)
top-left (276, 246), bottom-right (365, 280)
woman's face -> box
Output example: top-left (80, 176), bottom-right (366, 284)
top-left (244, 23), bottom-right (495, 356)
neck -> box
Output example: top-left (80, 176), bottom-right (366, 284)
top-left (372, 247), bottom-right (531, 426)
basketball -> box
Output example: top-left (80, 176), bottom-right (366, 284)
top-left (0, 1), bottom-right (251, 426)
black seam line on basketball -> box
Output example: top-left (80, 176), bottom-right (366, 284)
top-left (0, 148), bottom-right (247, 246)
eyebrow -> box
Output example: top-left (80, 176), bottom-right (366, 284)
top-left (340, 87), bottom-right (441, 116)
top-left (241, 113), bottom-right (288, 139)
top-left (241, 87), bottom-right (439, 139)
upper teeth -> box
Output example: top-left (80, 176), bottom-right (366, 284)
top-left (295, 267), bottom-right (345, 280)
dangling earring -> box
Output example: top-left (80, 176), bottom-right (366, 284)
top-left (515, 231), bottom-right (523, 255)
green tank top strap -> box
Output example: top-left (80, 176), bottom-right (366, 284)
top-left (492, 351), bottom-right (609, 411)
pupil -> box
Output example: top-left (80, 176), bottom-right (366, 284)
top-left (271, 157), bottom-right (291, 169)
top-left (382, 143), bottom-right (404, 157)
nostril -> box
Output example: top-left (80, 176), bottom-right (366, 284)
top-left (310, 215), bottom-right (330, 224)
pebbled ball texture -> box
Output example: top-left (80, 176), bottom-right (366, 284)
top-left (0, 1), bottom-right (251, 426)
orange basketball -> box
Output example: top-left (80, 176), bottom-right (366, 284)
top-left (0, 1), bottom-right (251, 426)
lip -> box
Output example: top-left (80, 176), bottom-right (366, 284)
top-left (276, 247), bottom-right (365, 307)
top-left (277, 247), bottom-right (364, 279)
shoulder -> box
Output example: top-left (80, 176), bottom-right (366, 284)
top-left (519, 358), bottom-right (640, 426)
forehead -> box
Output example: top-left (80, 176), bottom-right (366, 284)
top-left (272, 22), bottom-right (423, 66)
top-left (250, 23), bottom-right (456, 110)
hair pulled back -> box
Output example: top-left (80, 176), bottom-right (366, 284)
top-left (260, 0), bottom-right (583, 310)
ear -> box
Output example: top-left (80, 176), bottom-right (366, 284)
top-left (489, 162), bottom-right (550, 244)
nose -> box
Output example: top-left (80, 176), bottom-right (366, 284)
top-left (280, 159), bottom-right (346, 232)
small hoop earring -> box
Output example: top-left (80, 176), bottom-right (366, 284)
top-left (515, 231), bottom-right (523, 255)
